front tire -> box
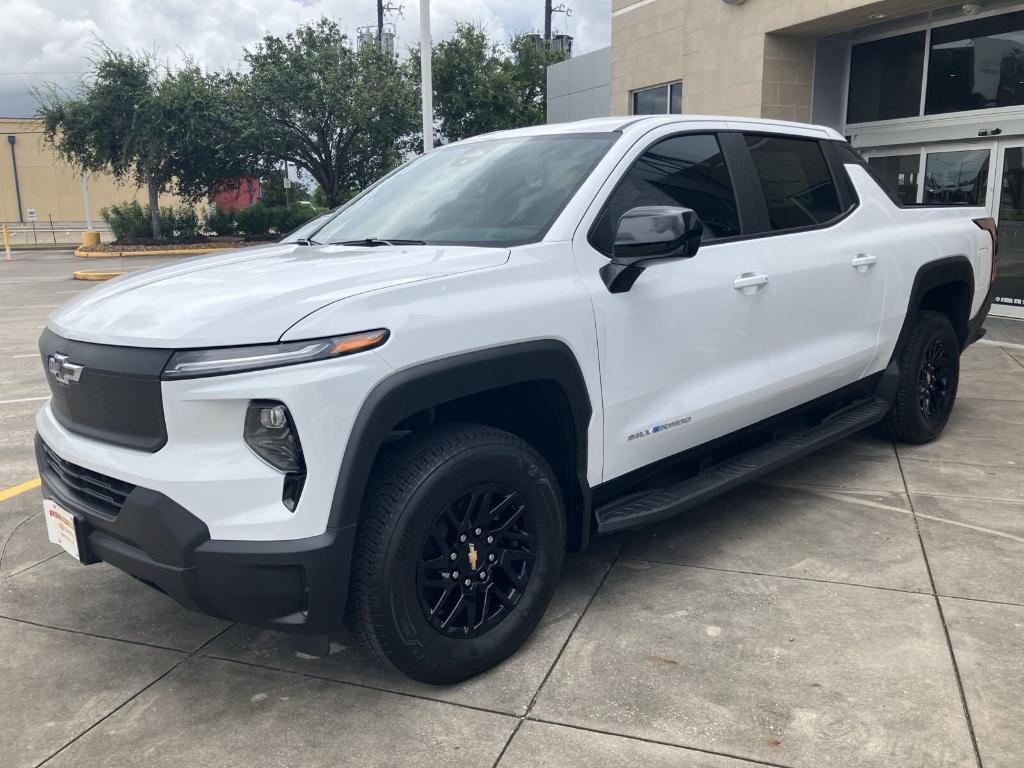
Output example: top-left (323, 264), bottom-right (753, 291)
top-left (347, 423), bottom-right (565, 684)
top-left (880, 310), bottom-right (960, 444)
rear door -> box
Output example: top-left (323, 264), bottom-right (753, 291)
top-left (738, 132), bottom-right (886, 406)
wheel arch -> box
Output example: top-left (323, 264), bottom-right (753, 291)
top-left (327, 340), bottom-right (593, 551)
top-left (893, 256), bottom-right (975, 359)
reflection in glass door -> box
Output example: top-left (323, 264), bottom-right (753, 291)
top-left (923, 148), bottom-right (991, 206)
top-left (994, 143), bottom-right (1024, 317)
top-left (863, 144), bottom-right (995, 206)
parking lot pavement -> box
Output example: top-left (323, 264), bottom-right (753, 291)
top-left (1, 251), bottom-right (1022, 768)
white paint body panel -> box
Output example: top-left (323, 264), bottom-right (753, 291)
top-left (38, 116), bottom-right (993, 542)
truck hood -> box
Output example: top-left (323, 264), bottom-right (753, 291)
top-left (48, 243), bottom-right (510, 347)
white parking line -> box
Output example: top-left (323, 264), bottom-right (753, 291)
top-left (0, 396), bottom-right (49, 405)
top-left (11, 354), bottom-right (38, 359)
top-left (55, 290), bottom-right (86, 294)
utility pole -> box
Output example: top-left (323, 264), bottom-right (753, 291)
top-left (420, 0), bottom-right (433, 152)
top-left (544, 0), bottom-right (553, 44)
top-left (377, 0), bottom-right (385, 45)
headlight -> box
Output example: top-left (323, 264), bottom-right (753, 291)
top-left (161, 329), bottom-right (389, 379)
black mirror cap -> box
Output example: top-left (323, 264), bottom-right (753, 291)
top-left (601, 206), bottom-right (704, 293)
top-left (613, 206), bottom-right (703, 260)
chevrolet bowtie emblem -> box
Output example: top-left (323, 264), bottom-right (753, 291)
top-left (468, 543), bottom-right (478, 571)
top-left (47, 353), bottom-right (84, 386)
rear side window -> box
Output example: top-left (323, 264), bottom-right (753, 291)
top-left (745, 135), bottom-right (843, 231)
top-left (590, 133), bottom-right (741, 255)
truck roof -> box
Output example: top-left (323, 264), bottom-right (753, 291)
top-left (460, 115), bottom-right (846, 143)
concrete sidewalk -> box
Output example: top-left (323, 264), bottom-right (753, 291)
top-left (1, 253), bottom-right (1021, 767)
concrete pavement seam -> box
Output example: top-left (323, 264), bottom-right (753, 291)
top-left (1, 551), bottom-right (60, 583)
top-left (523, 717), bottom-right (799, 768)
top-left (197, 652), bottom-right (518, 721)
top-left (32, 622), bottom-right (236, 768)
top-left (0, 613), bottom-right (196, 655)
top-left (895, 451), bottom-right (984, 768)
top-left (492, 546), bottom-right (622, 767)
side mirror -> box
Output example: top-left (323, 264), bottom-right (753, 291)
top-left (600, 206), bottom-right (704, 293)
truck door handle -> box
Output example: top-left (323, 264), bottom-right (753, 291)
top-left (851, 253), bottom-right (878, 272)
top-left (733, 273), bottom-right (769, 294)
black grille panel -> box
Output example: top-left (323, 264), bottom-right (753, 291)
top-left (42, 442), bottom-right (135, 517)
top-left (40, 329), bottom-right (172, 452)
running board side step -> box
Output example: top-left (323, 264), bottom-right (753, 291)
top-left (594, 397), bottom-right (890, 534)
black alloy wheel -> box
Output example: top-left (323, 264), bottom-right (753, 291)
top-left (348, 423), bottom-right (565, 684)
top-left (918, 338), bottom-right (953, 419)
top-left (880, 310), bottom-right (961, 443)
top-left (417, 484), bottom-right (535, 638)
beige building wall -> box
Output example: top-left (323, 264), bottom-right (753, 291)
top-left (611, 0), bottom-right (968, 121)
top-left (0, 117), bottom-right (155, 226)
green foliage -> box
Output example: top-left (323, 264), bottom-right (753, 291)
top-left (206, 204), bottom-right (317, 237)
top-left (260, 173), bottom-right (310, 208)
top-left (101, 201), bottom-right (202, 240)
top-left (101, 200), bottom-right (150, 240)
top-left (36, 47), bottom-right (262, 238)
top-left (170, 204), bottom-right (200, 237)
top-left (40, 18), bottom-right (567, 233)
top-left (411, 24), bottom-right (567, 144)
top-left (234, 203), bottom-right (275, 236)
top-left (239, 19), bottom-right (419, 207)
top-left (204, 207), bottom-right (238, 236)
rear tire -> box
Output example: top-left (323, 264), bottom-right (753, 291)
top-left (880, 310), bottom-right (960, 444)
top-left (347, 423), bottom-right (565, 684)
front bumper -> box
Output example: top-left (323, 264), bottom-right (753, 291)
top-left (36, 434), bottom-right (354, 634)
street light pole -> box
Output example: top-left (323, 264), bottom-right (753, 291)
top-left (81, 173), bottom-right (93, 231)
top-left (420, 0), bottom-right (433, 152)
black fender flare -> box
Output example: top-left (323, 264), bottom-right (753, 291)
top-left (326, 339), bottom-right (593, 544)
top-left (892, 255), bottom-right (975, 360)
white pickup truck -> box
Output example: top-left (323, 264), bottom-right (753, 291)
top-left (36, 116), bottom-right (997, 683)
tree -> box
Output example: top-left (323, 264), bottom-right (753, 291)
top-left (412, 23), bottom-right (567, 144)
top-left (37, 48), bottom-right (260, 238)
top-left (240, 19), bottom-right (419, 208)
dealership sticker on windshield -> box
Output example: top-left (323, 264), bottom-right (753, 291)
top-left (43, 499), bottom-right (82, 561)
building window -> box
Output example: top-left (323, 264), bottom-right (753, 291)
top-left (847, 31), bottom-right (926, 124)
top-left (590, 134), bottom-right (740, 254)
top-left (867, 154), bottom-right (920, 204)
top-left (745, 135), bottom-right (843, 230)
top-left (926, 10), bottom-right (1024, 115)
top-left (632, 82), bottom-right (683, 115)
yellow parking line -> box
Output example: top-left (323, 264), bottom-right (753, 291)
top-left (0, 478), bottom-right (41, 503)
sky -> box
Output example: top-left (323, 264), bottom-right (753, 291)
top-left (0, 0), bottom-right (612, 118)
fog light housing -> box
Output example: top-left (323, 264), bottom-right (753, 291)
top-left (244, 401), bottom-right (306, 511)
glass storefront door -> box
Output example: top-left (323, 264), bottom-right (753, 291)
top-left (993, 142), bottom-right (1024, 316)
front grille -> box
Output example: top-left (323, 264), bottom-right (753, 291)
top-left (40, 329), bottom-right (172, 452)
top-left (42, 442), bottom-right (135, 517)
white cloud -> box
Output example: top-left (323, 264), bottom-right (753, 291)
top-left (0, 0), bottom-right (610, 117)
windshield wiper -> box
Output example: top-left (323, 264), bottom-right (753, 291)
top-left (294, 238), bottom-right (320, 245)
top-left (331, 237), bottom-right (426, 247)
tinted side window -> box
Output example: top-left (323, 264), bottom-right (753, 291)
top-left (590, 134), bottom-right (740, 255)
top-left (745, 135), bottom-right (843, 231)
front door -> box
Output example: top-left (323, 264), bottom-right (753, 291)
top-left (573, 130), bottom-right (778, 482)
top-left (993, 141), bottom-right (1024, 318)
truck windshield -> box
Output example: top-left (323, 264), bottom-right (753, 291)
top-left (312, 133), bottom-right (618, 247)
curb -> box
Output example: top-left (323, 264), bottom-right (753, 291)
top-left (73, 269), bottom-right (127, 281)
top-left (73, 246), bottom-right (240, 258)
